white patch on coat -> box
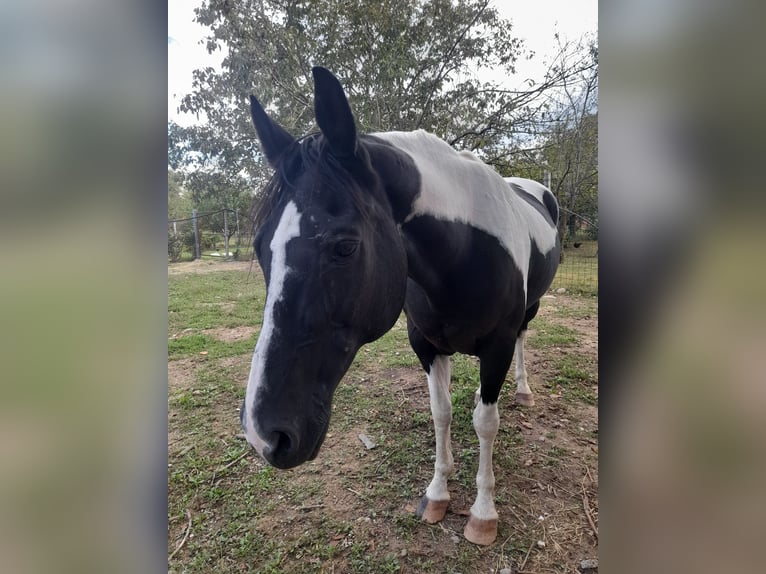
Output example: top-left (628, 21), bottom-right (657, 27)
top-left (504, 176), bottom-right (549, 205)
top-left (514, 330), bottom-right (532, 396)
top-left (243, 201), bottom-right (302, 455)
top-left (374, 130), bottom-right (557, 296)
top-left (470, 400), bottom-right (500, 521)
top-left (425, 356), bottom-right (453, 502)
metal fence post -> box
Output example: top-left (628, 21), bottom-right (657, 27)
top-left (223, 208), bottom-right (230, 257)
top-left (192, 208), bottom-right (200, 260)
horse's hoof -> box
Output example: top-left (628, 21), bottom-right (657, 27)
top-left (416, 496), bottom-right (449, 524)
top-left (515, 392), bottom-right (535, 407)
top-left (463, 514), bottom-right (498, 545)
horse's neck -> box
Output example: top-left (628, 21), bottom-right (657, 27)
top-left (364, 137), bottom-right (422, 224)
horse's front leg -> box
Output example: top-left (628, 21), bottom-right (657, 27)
top-left (417, 354), bottom-right (454, 523)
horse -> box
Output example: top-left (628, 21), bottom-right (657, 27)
top-left (240, 67), bottom-right (561, 545)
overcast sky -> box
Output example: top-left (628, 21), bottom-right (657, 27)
top-left (168, 0), bottom-right (597, 127)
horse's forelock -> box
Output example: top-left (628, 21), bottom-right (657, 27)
top-left (251, 135), bottom-right (378, 238)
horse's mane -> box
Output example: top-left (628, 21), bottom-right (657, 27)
top-left (251, 133), bottom-right (376, 234)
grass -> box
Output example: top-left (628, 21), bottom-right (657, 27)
top-left (527, 320), bottom-right (579, 348)
top-left (551, 242), bottom-right (598, 296)
top-left (168, 260), bottom-right (598, 573)
top-left (550, 355), bottom-right (598, 405)
top-left (168, 269), bottom-right (265, 334)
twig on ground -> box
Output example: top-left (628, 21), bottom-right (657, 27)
top-left (168, 509), bottom-right (192, 562)
top-left (582, 490), bottom-right (598, 540)
top-left (581, 473), bottom-right (599, 540)
top-left (219, 450), bottom-right (250, 472)
top-left (519, 538), bottom-right (535, 571)
top-left (210, 450), bottom-right (250, 484)
top-left (508, 505), bottom-right (528, 529)
top-left (346, 487), bottom-right (368, 501)
top-left (296, 504), bottom-right (325, 511)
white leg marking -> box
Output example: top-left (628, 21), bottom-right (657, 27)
top-left (515, 331), bottom-right (532, 396)
top-left (425, 356), bottom-right (453, 502)
top-left (470, 400), bottom-right (500, 521)
top-left (243, 201), bottom-right (302, 456)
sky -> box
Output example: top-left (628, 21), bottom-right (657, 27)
top-left (168, 0), bottom-right (597, 127)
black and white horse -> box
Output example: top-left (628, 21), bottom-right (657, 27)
top-left (241, 67), bottom-right (560, 545)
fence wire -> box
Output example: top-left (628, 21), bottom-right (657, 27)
top-left (552, 239), bottom-right (598, 295)
top-left (168, 208), bottom-right (597, 295)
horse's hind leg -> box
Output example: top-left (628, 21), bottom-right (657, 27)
top-left (514, 301), bottom-right (540, 407)
top-left (463, 344), bottom-right (514, 546)
top-left (408, 321), bottom-right (453, 524)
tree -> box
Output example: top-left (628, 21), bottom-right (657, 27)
top-left (493, 36), bottom-right (598, 244)
top-left (170, 0), bottom-right (597, 186)
top-left (542, 38), bottom-right (598, 244)
top-left (168, 169), bottom-right (192, 220)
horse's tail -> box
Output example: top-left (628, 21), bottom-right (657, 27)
top-left (505, 177), bottom-right (560, 228)
top-left (541, 187), bottom-right (559, 227)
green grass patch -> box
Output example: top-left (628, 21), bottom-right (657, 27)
top-left (356, 315), bottom-right (419, 369)
top-left (549, 354), bottom-right (597, 405)
top-left (551, 245), bottom-right (598, 296)
top-left (551, 298), bottom-right (598, 319)
top-left (168, 263), bottom-right (598, 573)
top-left (168, 269), bottom-right (265, 333)
top-left (168, 332), bottom-right (256, 360)
top-left (527, 320), bottom-right (579, 348)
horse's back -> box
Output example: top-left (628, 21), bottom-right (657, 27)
top-left (375, 131), bottom-right (557, 258)
top-left (376, 130), bottom-right (559, 315)
top-left (503, 178), bottom-right (561, 304)
top-left (504, 177), bottom-right (559, 228)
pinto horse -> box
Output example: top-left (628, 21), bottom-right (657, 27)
top-left (241, 67), bottom-right (560, 545)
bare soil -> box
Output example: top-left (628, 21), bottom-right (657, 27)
top-left (168, 270), bottom-right (598, 573)
top-left (168, 259), bottom-right (256, 275)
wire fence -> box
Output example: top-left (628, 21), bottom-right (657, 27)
top-left (168, 209), bottom-right (597, 295)
top-left (168, 208), bottom-right (254, 262)
top-left (552, 206), bottom-right (598, 295)
top-left (551, 239), bottom-right (598, 295)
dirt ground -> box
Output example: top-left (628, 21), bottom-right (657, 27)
top-left (168, 258), bottom-right (256, 275)
top-left (168, 263), bottom-right (598, 573)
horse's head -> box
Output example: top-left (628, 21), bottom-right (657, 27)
top-left (241, 67), bottom-right (408, 468)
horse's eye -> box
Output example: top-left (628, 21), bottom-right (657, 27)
top-left (333, 239), bottom-right (359, 259)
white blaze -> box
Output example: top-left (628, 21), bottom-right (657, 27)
top-left (243, 201), bottom-right (302, 455)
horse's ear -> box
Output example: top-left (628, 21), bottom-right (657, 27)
top-left (312, 66), bottom-right (357, 158)
top-left (249, 94), bottom-right (296, 167)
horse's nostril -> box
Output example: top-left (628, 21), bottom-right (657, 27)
top-left (263, 429), bottom-right (297, 459)
top-left (274, 430), bottom-right (293, 454)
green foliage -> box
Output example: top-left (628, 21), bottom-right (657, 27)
top-left (184, 0), bottom-right (521, 147)
top-left (168, 169), bottom-right (193, 219)
top-left (168, 234), bottom-right (183, 262)
top-left (170, 0), bottom-right (598, 185)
